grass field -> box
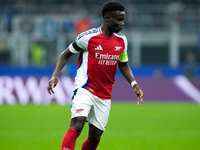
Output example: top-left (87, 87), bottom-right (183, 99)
top-left (0, 102), bottom-right (200, 150)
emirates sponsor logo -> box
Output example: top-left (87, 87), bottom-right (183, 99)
top-left (95, 52), bottom-right (119, 65)
top-left (95, 53), bottom-right (119, 60)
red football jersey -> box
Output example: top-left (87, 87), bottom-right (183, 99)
top-left (69, 27), bottom-right (128, 99)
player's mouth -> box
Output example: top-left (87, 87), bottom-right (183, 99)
top-left (119, 26), bottom-right (123, 31)
top-left (114, 26), bottom-right (123, 33)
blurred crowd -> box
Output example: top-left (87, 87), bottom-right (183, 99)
top-left (0, 0), bottom-right (200, 68)
top-left (0, 0), bottom-right (200, 5)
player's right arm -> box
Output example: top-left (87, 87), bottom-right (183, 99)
top-left (47, 47), bottom-right (74, 95)
top-left (47, 29), bottom-right (90, 95)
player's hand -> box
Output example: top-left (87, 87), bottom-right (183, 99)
top-left (133, 85), bottom-right (144, 106)
top-left (47, 76), bottom-right (58, 95)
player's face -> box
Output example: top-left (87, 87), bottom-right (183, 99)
top-left (107, 11), bottom-right (125, 33)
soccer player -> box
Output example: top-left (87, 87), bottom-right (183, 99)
top-left (47, 1), bottom-right (144, 150)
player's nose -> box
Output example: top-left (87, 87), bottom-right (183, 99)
top-left (120, 21), bottom-right (124, 26)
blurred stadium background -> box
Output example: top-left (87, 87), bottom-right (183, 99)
top-left (0, 0), bottom-right (200, 104)
top-left (1, 1), bottom-right (200, 150)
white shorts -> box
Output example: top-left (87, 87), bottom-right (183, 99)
top-left (71, 88), bottom-right (111, 131)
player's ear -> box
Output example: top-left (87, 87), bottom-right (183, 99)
top-left (104, 14), bottom-right (110, 22)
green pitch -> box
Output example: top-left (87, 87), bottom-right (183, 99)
top-left (0, 102), bottom-right (200, 150)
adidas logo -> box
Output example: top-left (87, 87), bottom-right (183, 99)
top-left (95, 45), bottom-right (103, 50)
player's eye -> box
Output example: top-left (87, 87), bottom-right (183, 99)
top-left (117, 18), bottom-right (125, 22)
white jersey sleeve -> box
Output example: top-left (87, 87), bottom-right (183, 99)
top-left (69, 28), bottom-right (100, 54)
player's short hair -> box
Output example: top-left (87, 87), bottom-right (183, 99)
top-left (101, 0), bottom-right (125, 18)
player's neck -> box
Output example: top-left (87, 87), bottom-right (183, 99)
top-left (100, 25), bottom-right (114, 38)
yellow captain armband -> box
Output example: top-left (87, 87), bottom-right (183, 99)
top-left (119, 51), bottom-right (128, 62)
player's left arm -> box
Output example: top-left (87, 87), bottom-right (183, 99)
top-left (118, 61), bottom-right (144, 105)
